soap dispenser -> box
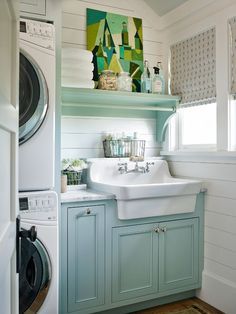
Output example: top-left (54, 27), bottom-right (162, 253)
top-left (152, 66), bottom-right (163, 94)
top-left (141, 60), bottom-right (152, 93)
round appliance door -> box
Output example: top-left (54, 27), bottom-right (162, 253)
top-left (19, 236), bottom-right (51, 314)
top-left (19, 50), bottom-right (49, 145)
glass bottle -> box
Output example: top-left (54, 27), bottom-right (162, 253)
top-left (152, 66), bottom-right (163, 94)
top-left (141, 60), bottom-right (152, 93)
top-left (157, 62), bottom-right (165, 94)
top-left (117, 72), bottom-right (132, 92)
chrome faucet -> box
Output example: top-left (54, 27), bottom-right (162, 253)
top-left (133, 161), bottom-right (146, 173)
top-left (118, 161), bottom-right (154, 174)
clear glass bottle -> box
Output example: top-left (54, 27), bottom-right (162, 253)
top-left (117, 72), bottom-right (132, 92)
top-left (141, 60), bottom-right (152, 93)
top-left (98, 70), bottom-right (117, 90)
top-left (157, 62), bottom-right (165, 94)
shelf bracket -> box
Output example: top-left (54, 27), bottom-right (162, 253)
top-left (156, 106), bottom-right (176, 143)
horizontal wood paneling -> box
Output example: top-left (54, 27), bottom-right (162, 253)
top-left (168, 161), bottom-right (236, 182)
top-left (62, 0), bottom-right (163, 68)
top-left (204, 242), bottom-right (236, 270)
top-left (168, 158), bottom-right (236, 306)
top-left (61, 133), bottom-right (157, 149)
top-left (205, 195), bottom-right (236, 217)
top-left (62, 0), bottom-right (135, 17)
top-left (61, 147), bottom-right (159, 159)
top-left (61, 116), bottom-right (160, 159)
top-left (204, 258), bottom-right (236, 283)
top-left (61, 116), bottom-right (156, 134)
top-left (204, 180), bottom-right (236, 199)
top-left (205, 211), bottom-right (236, 235)
top-left (205, 227), bottom-right (236, 252)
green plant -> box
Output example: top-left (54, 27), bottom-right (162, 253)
top-left (61, 158), bottom-right (87, 171)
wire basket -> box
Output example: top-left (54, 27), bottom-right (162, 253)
top-left (61, 169), bottom-right (82, 185)
top-left (103, 139), bottom-right (145, 158)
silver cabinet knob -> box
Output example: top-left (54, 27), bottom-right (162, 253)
top-left (161, 226), bottom-right (167, 232)
top-left (86, 208), bottom-right (91, 215)
top-left (153, 227), bottom-right (160, 233)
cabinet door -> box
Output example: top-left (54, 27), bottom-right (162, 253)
top-left (159, 218), bottom-right (199, 292)
top-left (20, 0), bottom-right (46, 15)
top-left (112, 224), bottom-right (159, 302)
top-left (67, 205), bottom-right (105, 312)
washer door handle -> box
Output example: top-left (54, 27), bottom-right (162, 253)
top-left (16, 215), bottom-right (37, 273)
top-left (20, 226), bottom-right (37, 242)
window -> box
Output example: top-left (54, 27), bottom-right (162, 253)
top-left (168, 28), bottom-right (217, 151)
top-left (229, 97), bottom-right (236, 150)
top-left (229, 17), bottom-right (236, 151)
top-left (168, 103), bottom-right (217, 151)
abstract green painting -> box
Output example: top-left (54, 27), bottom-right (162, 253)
top-left (87, 8), bottom-right (143, 92)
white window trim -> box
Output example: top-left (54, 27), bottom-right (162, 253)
top-left (178, 106), bottom-right (217, 150)
top-left (163, 8), bottom-right (235, 154)
top-left (165, 106), bottom-right (217, 153)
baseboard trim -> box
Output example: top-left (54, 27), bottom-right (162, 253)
top-left (197, 271), bottom-right (236, 314)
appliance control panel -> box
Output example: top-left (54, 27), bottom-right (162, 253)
top-left (19, 191), bottom-right (58, 221)
top-left (19, 18), bottom-right (55, 51)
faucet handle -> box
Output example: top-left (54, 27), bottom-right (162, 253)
top-left (118, 162), bottom-right (127, 173)
top-left (146, 161), bottom-right (155, 166)
top-left (145, 161), bottom-right (154, 173)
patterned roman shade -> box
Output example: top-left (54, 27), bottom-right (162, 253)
top-left (229, 17), bottom-right (236, 94)
top-left (170, 28), bottom-right (216, 107)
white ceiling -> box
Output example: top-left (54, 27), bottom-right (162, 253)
top-left (143, 0), bottom-right (190, 16)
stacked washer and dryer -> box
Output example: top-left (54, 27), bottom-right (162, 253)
top-left (19, 18), bottom-right (58, 314)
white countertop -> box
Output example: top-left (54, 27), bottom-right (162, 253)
top-left (61, 188), bottom-right (115, 203)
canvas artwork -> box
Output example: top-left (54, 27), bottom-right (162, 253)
top-left (87, 8), bottom-right (144, 92)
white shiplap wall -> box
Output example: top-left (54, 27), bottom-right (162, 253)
top-left (61, 0), bottom-right (162, 159)
top-left (167, 158), bottom-right (236, 313)
top-left (62, 0), bottom-right (163, 68)
top-left (61, 116), bottom-right (160, 158)
top-left (162, 2), bottom-right (236, 312)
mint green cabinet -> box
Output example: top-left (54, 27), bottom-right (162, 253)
top-left (60, 195), bottom-right (204, 314)
top-left (67, 204), bottom-right (105, 313)
top-left (158, 219), bottom-right (199, 292)
top-left (112, 218), bottom-right (199, 303)
top-left (112, 223), bottom-right (159, 302)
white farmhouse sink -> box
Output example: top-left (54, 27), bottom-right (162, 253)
top-left (88, 158), bottom-right (202, 220)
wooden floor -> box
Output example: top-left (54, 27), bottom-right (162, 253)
top-left (133, 297), bottom-right (224, 314)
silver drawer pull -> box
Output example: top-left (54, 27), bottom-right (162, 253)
top-left (86, 208), bottom-right (91, 215)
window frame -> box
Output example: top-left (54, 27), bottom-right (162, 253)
top-left (167, 103), bottom-right (217, 152)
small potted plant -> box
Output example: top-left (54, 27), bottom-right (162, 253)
top-left (61, 158), bottom-right (87, 186)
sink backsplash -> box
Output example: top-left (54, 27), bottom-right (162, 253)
top-left (61, 116), bottom-right (161, 160)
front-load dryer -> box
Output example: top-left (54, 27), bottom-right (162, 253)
top-left (19, 191), bottom-right (58, 314)
top-left (19, 18), bottom-right (55, 191)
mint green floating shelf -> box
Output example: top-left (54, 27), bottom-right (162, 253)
top-left (61, 87), bottom-right (180, 142)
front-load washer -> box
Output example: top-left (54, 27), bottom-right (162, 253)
top-left (19, 191), bottom-right (58, 314)
top-left (19, 18), bottom-right (55, 191)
